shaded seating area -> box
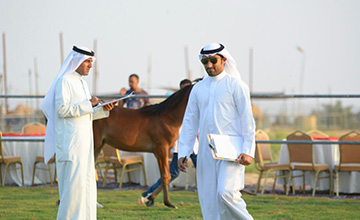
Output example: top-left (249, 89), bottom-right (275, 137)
top-left (95, 144), bottom-right (147, 188)
top-left (254, 130), bottom-right (292, 195)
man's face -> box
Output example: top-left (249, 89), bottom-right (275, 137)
top-left (76, 58), bottom-right (93, 76)
top-left (129, 76), bottom-right (139, 90)
top-left (201, 55), bottom-right (226, 77)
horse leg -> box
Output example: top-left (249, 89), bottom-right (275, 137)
top-left (93, 121), bottom-right (105, 159)
top-left (154, 146), bottom-right (175, 208)
top-left (151, 183), bottom-right (163, 197)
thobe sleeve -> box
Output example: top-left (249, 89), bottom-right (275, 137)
top-left (93, 107), bottom-right (109, 120)
top-left (55, 78), bottom-right (93, 118)
top-left (233, 80), bottom-right (256, 158)
top-left (178, 86), bottom-right (199, 159)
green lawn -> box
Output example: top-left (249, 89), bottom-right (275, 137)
top-left (0, 187), bottom-right (359, 220)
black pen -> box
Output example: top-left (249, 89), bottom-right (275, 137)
top-left (183, 156), bottom-right (187, 165)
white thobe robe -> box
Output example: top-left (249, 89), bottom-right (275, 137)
top-left (178, 71), bottom-right (256, 220)
top-left (54, 71), bottom-right (109, 220)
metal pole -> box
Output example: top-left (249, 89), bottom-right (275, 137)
top-left (93, 39), bottom-right (98, 94)
top-left (0, 74), bottom-right (3, 131)
top-left (298, 47), bottom-right (306, 96)
top-left (2, 33), bottom-right (9, 113)
top-left (297, 46), bottom-right (305, 128)
top-left (184, 46), bottom-right (192, 80)
top-left (59, 32), bottom-right (64, 65)
top-left (249, 47), bottom-right (254, 93)
top-left (147, 55), bottom-right (152, 92)
top-left (28, 69), bottom-right (33, 110)
top-left (34, 57), bottom-right (40, 110)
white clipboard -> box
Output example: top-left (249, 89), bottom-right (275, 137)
top-left (207, 134), bottom-right (244, 161)
top-left (94, 92), bottom-right (135, 108)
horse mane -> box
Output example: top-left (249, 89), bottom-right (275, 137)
top-left (138, 85), bottom-right (193, 115)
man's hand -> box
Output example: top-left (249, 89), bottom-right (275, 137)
top-left (120, 88), bottom-right (126, 95)
top-left (236, 153), bottom-right (253, 165)
top-left (90, 97), bottom-right (100, 107)
top-left (178, 157), bottom-right (188, 173)
top-left (102, 101), bottom-right (115, 111)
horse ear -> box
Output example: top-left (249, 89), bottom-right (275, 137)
top-left (193, 78), bottom-right (203, 83)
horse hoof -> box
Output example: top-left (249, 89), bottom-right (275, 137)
top-left (165, 202), bottom-right (177, 209)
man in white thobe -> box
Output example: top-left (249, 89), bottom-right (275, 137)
top-left (41, 46), bottom-right (114, 220)
top-left (178, 43), bottom-right (256, 220)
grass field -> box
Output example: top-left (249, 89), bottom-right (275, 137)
top-left (1, 187), bottom-right (359, 220)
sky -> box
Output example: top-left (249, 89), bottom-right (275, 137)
top-left (0, 0), bottom-right (359, 114)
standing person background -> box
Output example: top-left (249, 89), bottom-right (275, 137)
top-left (41, 46), bottom-right (114, 220)
top-left (119, 74), bottom-right (150, 109)
top-left (178, 43), bottom-right (256, 220)
top-left (138, 79), bottom-right (198, 207)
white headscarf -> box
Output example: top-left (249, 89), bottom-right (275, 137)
top-left (199, 42), bottom-right (241, 79)
top-left (41, 46), bottom-right (96, 164)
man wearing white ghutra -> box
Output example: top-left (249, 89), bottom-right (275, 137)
top-left (41, 46), bottom-right (114, 219)
top-left (178, 43), bottom-right (255, 220)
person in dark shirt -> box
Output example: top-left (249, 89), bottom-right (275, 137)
top-left (119, 74), bottom-right (150, 109)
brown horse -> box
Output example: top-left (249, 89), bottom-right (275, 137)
top-left (93, 84), bottom-right (194, 208)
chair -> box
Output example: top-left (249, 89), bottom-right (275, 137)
top-left (287, 130), bottom-right (331, 196)
top-left (95, 144), bottom-right (147, 188)
top-left (32, 156), bottom-right (56, 186)
top-left (22, 123), bottom-right (56, 186)
top-left (95, 145), bottom-right (118, 187)
top-left (0, 132), bottom-right (25, 186)
top-left (307, 130), bottom-right (329, 139)
top-left (22, 122), bottom-right (47, 134)
top-left (254, 130), bottom-right (292, 195)
top-left (332, 131), bottom-right (360, 197)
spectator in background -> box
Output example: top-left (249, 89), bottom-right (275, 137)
top-left (119, 74), bottom-right (150, 109)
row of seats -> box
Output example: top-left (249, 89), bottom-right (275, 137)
top-left (1, 122), bottom-right (195, 189)
top-left (254, 130), bottom-right (360, 196)
top-left (0, 123), bottom-right (56, 186)
top-left (26, 123), bottom-right (57, 186)
top-left (0, 122), bottom-right (147, 188)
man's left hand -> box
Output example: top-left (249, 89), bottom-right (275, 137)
top-left (236, 153), bottom-right (253, 165)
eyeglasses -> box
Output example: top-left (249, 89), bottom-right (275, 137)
top-left (201, 56), bottom-right (219, 65)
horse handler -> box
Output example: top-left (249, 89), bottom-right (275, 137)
top-left (41, 46), bottom-right (114, 219)
top-left (178, 43), bottom-right (256, 220)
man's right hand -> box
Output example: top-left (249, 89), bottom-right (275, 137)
top-left (120, 88), bottom-right (126, 95)
top-left (90, 97), bottom-right (100, 107)
top-left (178, 157), bottom-right (188, 173)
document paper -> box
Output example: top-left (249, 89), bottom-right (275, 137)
top-left (94, 92), bottom-right (135, 108)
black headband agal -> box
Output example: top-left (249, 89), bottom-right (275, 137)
top-left (200, 44), bottom-right (225, 55)
top-left (73, 46), bottom-right (95, 56)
